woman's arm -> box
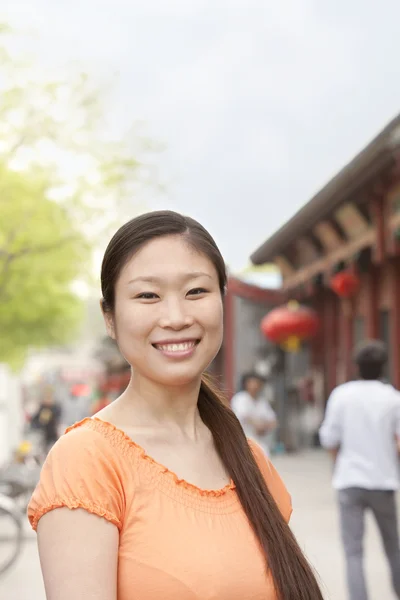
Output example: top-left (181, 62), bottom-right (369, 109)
top-left (37, 507), bottom-right (119, 600)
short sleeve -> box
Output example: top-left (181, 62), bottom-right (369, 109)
top-left (27, 425), bottom-right (125, 532)
top-left (249, 440), bottom-right (293, 523)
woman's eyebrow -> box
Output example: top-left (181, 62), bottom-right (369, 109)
top-left (127, 272), bottom-right (212, 285)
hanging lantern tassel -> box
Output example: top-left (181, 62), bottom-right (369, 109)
top-left (281, 336), bottom-right (301, 352)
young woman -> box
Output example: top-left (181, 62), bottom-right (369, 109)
top-left (28, 211), bottom-right (323, 600)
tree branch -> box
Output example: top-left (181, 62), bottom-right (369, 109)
top-left (0, 235), bottom-right (79, 260)
top-left (0, 234), bottom-right (80, 300)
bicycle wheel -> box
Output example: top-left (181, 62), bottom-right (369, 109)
top-left (0, 495), bottom-right (23, 577)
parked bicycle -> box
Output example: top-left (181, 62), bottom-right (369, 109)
top-left (0, 435), bottom-right (42, 577)
top-left (0, 493), bottom-right (23, 577)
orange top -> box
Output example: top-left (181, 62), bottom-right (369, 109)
top-left (28, 418), bottom-right (292, 600)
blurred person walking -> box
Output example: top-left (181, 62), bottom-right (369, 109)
top-left (231, 372), bottom-right (277, 456)
top-left (319, 340), bottom-right (400, 600)
top-left (30, 386), bottom-right (62, 456)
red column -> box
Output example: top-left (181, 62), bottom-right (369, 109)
top-left (389, 259), bottom-right (400, 389)
top-left (371, 195), bottom-right (386, 264)
top-left (311, 294), bottom-right (324, 368)
top-left (342, 301), bottom-right (354, 381)
top-left (223, 287), bottom-right (235, 400)
top-left (325, 292), bottom-right (338, 396)
top-left (366, 268), bottom-right (379, 339)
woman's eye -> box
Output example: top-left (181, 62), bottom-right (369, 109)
top-left (135, 292), bottom-right (159, 300)
top-left (187, 288), bottom-right (208, 297)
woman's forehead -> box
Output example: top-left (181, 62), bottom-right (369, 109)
top-left (120, 236), bottom-right (217, 282)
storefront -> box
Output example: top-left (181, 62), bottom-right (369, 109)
top-left (250, 115), bottom-right (400, 401)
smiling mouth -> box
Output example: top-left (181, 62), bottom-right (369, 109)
top-left (152, 339), bottom-right (200, 353)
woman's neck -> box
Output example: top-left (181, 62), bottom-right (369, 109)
top-left (115, 373), bottom-right (204, 440)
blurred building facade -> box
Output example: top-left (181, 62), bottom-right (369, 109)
top-left (215, 276), bottom-right (283, 397)
top-left (250, 114), bottom-right (400, 403)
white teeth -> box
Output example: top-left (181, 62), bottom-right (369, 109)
top-left (157, 342), bottom-right (196, 352)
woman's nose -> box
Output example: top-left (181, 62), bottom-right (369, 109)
top-left (158, 298), bottom-right (194, 330)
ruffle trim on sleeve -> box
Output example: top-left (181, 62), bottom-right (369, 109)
top-left (29, 497), bottom-right (123, 532)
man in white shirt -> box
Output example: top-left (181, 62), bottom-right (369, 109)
top-left (231, 372), bottom-right (277, 456)
top-left (319, 340), bottom-right (400, 600)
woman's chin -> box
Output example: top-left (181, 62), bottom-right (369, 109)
top-left (157, 374), bottom-right (201, 388)
top-left (147, 365), bottom-right (204, 388)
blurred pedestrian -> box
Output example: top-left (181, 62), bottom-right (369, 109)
top-left (231, 371), bottom-right (277, 456)
top-left (30, 386), bottom-right (61, 455)
top-left (319, 340), bottom-right (400, 600)
top-left (28, 211), bottom-right (323, 600)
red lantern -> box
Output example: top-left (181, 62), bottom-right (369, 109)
top-left (261, 301), bottom-right (320, 352)
top-left (330, 270), bottom-right (360, 299)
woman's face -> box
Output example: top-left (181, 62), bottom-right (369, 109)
top-left (104, 235), bottom-right (224, 387)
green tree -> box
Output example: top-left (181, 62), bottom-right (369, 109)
top-left (0, 26), bottom-right (160, 367)
top-left (0, 164), bottom-right (88, 366)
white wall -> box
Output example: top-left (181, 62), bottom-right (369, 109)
top-left (233, 296), bottom-right (273, 389)
top-left (0, 363), bottom-right (23, 466)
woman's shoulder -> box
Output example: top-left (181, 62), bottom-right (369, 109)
top-left (28, 418), bottom-right (128, 532)
top-left (51, 417), bottom-right (128, 461)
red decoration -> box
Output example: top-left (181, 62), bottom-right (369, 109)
top-left (70, 383), bottom-right (91, 397)
top-left (330, 270), bottom-right (360, 299)
top-left (261, 301), bottom-right (320, 352)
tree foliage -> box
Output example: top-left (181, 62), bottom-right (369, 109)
top-left (0, 163), bottom-right (90, 366)
top-left (0, 26), bottom-right (160, 367)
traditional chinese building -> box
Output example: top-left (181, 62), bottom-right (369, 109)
top-left (250, 114), bottom-right (400, 402)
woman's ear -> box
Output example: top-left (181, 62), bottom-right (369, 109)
top-left (100, 299), bottom-right (116, 340)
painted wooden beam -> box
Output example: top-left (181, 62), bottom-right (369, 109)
top-left (313, 221), bottom-right (343, 251)
top-left (334, 203), bottom-right (370, 239)
top-left (281, 230), bottom-right (375, 291)
top-left (295, 236), bottom-right (321, 263)
top-left (273, 255), bottom-right (295, 280)
top-left (386, 182), bottom-right (400, 256)
top-left (227, 277), bottom-right (282, 304)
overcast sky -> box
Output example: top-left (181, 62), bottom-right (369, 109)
top-left (4, 0), bottom-right (400, 271)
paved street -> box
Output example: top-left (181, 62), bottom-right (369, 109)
top-left (0, 449), bottom-right (398, 599)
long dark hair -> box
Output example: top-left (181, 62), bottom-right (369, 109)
top-left (101, 210), bottom-right (323, 600)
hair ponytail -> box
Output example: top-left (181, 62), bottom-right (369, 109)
top-left (198, 374), bottom-right (323, 600)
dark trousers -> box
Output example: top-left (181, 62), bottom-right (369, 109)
top-left (339, 488), bottom-right (400, 600)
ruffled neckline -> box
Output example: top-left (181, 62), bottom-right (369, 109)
top-left (66, 417), bottom-right (236, 498)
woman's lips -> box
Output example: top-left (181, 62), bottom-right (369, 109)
top-left (152, 339), bottom-right (200, 358)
